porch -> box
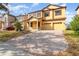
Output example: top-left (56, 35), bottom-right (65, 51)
top-left (28, 17), bottom-right (41, 32)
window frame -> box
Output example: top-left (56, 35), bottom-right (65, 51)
top-left (37, 12), bottom-right (41, 18)
top-left (55, 10), bottom-right (62, 16)
top-left (44, 11), bottom-right (50, 17)
top-left (33, 13), bottom-right (37, 17)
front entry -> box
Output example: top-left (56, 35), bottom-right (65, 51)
top-left (31, 21), bottom-right (37, 29)
top-left (29, 21), bottom-right (41, 31)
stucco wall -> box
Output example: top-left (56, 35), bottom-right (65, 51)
top-left (54, 8), bottom-right (66, 19)
top-left (43, 7), bottom-right (66, 20)
top-left (43, 10), bottom-right (53, 20)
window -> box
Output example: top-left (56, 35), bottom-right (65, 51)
top-left (44, 11), bottom-right (50, 17)
top-left (28, 14), bottom-right (32, 18)
top-left (37, 12), bottom-right (41, 17)
top-left (33, 13), bottom-right (36, 17)
top-left (55, 10), bottom-right (61, 16)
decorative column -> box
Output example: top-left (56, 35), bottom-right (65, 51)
top-left (29, 21), bottom-right (31, 30)
top-left (37, 20), bottom-right (38, 31)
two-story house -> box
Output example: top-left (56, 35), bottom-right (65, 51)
top-left (0, 17), bottom-right (3, 30)
top-left (23, 4), bottom-right (66, 31)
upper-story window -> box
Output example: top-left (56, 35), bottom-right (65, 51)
top-left (37, 12), bottom-right (41, 18)
top-left (28, 14), bottom-right (32, 18)
top-left (55, 10), bottom-right (61, 16)
top-left (33, 13), bottom-right (36, 17)
top-left (44, 11), bottom-right (50, 17)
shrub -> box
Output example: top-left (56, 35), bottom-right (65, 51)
top-left (70, 16), bottom-right (79, 34)
top-left (14, 20), bottom-right (22, 31)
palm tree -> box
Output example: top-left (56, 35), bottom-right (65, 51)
top-left (0, 3), bottom-right (8, 11)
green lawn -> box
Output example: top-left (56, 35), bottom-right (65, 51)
top-left (0, 31), bottom-right (30, 42)
top-left (63, 30), bottom-right (79, 56)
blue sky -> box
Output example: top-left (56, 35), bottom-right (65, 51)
top-left (0, 3), bottom-right (79, 24)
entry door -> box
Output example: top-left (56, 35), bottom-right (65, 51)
top-left (31, 22), bottom-right (37, 29)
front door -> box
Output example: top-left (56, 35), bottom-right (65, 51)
top-left (31, 21), bottom-right (37, 29)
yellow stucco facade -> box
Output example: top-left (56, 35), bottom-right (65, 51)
top-left (23, 4), bottom-right (66, 31)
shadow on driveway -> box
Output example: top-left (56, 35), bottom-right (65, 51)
top-left (0, 31), bottom-right (68, 56)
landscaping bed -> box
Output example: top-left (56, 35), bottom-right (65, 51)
top-left (0, 30), bottom-right (30, 42)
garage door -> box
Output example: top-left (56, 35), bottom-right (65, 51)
top-left (54, 22), bottom-right (65, 30)
top-left (43, 23), bottom-right (52, 30)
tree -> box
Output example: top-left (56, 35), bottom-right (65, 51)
top-left (0, 3), bottom-right (8, 11)
top-left (14, 20), bottom-right (23, 31)
top-left (70, 16), bottom-right (79, 33)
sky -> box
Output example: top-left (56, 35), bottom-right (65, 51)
top-left (0, 3), bottom-right (79, 24)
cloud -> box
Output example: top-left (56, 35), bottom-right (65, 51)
top-left (29, 3), bottom-right (39, 12)
top-left (65, 10), bottom-right (76, 24)
top-left (66, 11), bottom-right (76, 15)
top-left (14, 5), bottom-right (29, 10)
top-left (0, 10), bottom-right (6, 14)
top-left (66, 11), bottom-right (70, 15)
top-left (60, 3), bottom-right (66, 6)
top-left (7, 4), bottom-right (29, 15)
top-left (8, 4), bottom-right (29, 11)
top-left (50, 3), bottom-right (60, 5)
top-left (66, 13), bottom-right (75, 24)
top-left (32, 3), bottom-right (39, 7)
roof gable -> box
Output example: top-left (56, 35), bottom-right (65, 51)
top-left (29, 17), bottom-right (38, 21)
top-left (26, 4), bottom-right (66, 15)
top-left (43, 4), bottom-right (64, 10)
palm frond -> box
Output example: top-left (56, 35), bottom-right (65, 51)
top-left (0, 3), bottom-right (8, 11)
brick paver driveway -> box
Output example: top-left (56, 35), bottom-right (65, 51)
top-left (0, 30), bottom-right (68, 56)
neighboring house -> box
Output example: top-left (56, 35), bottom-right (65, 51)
top-left (76, 5), bottom-right (79, 16)
top-left (23, 4), bottom-right (66, 31)
top-left (0, 17), bottom-right (3, 30)
top-left (2, 13), bottom-right (16, 30)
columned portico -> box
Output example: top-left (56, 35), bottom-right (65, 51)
top-left (28, 17), bottom-right (40, 31)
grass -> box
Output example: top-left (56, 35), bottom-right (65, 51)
top-left (0, 30), bottom-right (30, 42)
top-left (63, 30), bottom-right (79, 56)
